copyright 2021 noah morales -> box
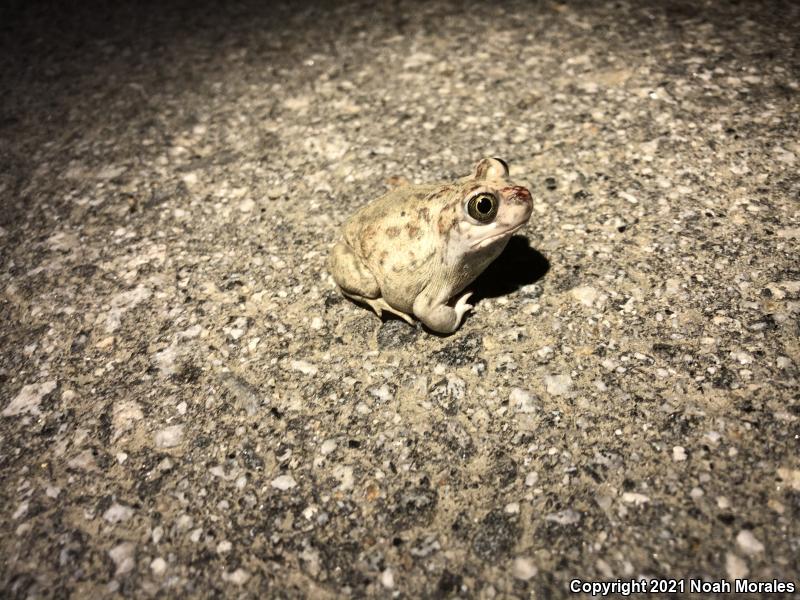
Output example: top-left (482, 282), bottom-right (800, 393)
top-left (570, 577), bottom-right (796, 596)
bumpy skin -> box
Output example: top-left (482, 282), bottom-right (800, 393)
top-left (329, 158), bottom-right (534, 333)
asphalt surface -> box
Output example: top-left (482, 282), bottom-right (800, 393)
top-left (1, 0), bottom-right (799, 598)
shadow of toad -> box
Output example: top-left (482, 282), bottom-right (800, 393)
top-left (470, 235), bottom-right (550, 303)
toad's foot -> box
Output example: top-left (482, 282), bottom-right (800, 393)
top-left (347, 293), bottom-right (415, 325)
top-left (454, 291), bottom-right (474, 324)
top-left (414, 290), bottom-right (473, 334)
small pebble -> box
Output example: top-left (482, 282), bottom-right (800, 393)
top-left (290, 360), bottom-right (318, 376)
top-left (736, 530), bottom-right (764, 555)
top-left (223, 568), bottom-right (250, 585)
top-left (108, 542), bottom-right (136, 576)
top-left (621, 492), bottom-right (649, 506)
top-left (319, 439), bottom-right (337, 456)
top-left (512, 557), bottom-right (538, 580)
top-left (381, 568), bottom-right (395, 589)
top-left (509, 388), bottom-right (537, 413)
top-left (103, 503), bottom-right (134, 524)
top-left (571, 286), bottom-right (598, 307)
top-left (271, 475), bottom-right (297, 490)
top-left (544, 374), bottom-right (573, 396)
top-left (154, 425), bottom-right (183, 448)
top-left (12, 501), bottom-right (29, 520)
top-left (726, 553), bottom-right (749, 579)
top-left (152, 526), bottom-right (164, 544)
top-left (150, 557), bottom-right (167, 576)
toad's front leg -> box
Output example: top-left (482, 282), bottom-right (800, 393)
top-left (412, 287), bottom-right (473, 334)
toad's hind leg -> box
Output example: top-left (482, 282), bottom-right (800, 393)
top-left (329, 242), bottom-right (414, 325)
top-left (356, 296), bottom-right (415, 324)
top-left (329, 242), bottom-right (381, 298)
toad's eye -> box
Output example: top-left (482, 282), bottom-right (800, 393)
top-left (467, 193), bottom-right (498, 223)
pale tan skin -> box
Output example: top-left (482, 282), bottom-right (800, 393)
top-left (329, 158), bottom-right (534, 334)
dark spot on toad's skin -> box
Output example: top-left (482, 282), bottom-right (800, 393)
top-left (418, 207), bottom-right (430, 221)
top-left (406, 223), bottom-right (420, 238)
top-left (437, 214), bottom-right (449, 235)
top-left (362, 224), bottom-right (377, 241)
top-left (385, 226), bottom-right (400, 238)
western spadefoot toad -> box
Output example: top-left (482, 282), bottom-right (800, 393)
top-left (329, 158), bottom-right (533, 333)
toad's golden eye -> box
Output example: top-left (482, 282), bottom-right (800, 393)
top-left (467, 193), bottom-right (498, 223)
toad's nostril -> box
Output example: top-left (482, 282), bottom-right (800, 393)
top-left (500, 186), bottom-right (532, 203)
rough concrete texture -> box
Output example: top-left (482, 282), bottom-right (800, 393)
top-left (1, 0), bottom-right (799, 597)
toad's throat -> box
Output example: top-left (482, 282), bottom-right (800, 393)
top-left (471, 223), bottom-right (526, 249)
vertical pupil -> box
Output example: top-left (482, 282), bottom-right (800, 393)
top-left (478, 197), bottom-right (492, 213)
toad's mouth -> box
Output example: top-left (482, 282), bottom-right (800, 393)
top-left (471, 223), bottom-right (526, 249)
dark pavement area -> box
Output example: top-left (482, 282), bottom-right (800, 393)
top-left (1, 0), bottom-right (799, 597)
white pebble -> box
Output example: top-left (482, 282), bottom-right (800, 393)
top-left (319, 439), bottom-right (337, 456)
top-left (509, 388), bottom-right (537, 413)
top-left (154, 425), bottom-right (183, 448)
top-left (736, 530), bottom-right (764, 555)
top-left (290, 360), bottom-right (318, 376)
top-left (223, 568), bottom-right (250, 585)
top-left (571, 286), bottom-right (598, 307)
top-left (152, 526), bottom-right (164, 544)
top-left (621, 492), bottom-right (650, 506)
top-left (544, 374), bottom-right (573, 396)
top-left (545, 509), bottom-right (581, 525)
top-left (271, 475), bottom-right (297, 490)
top-left (726, 553), bottom-right (748, 579)
top-left (108, 542), bottom-right (136, 576)
top-left (176, 514), bottom-right (193, 531)
top-left (103, 503), bottom-right (134, 524)
top-left (672, 446), bottom-right (687, 461)
top-left (369, 384), bottom-right (394, 402)
top-left (150, 557), bottom-right (167, 576)
top-left (2, 380), bottom-right (57, 417)
top-left (512, 557), bottom-right (538, 580)
top-left (12, 502), bottom-right (28, 519)
top-left (380, 568), bottom-right (395, 589)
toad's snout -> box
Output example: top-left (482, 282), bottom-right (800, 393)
top-left (501, 186), bottom-right (533, 217)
